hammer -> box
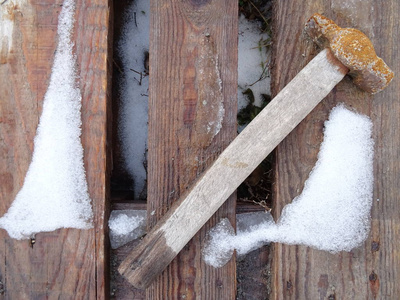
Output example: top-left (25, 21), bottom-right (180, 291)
top-left (119, 14), bottom-right (394, 289)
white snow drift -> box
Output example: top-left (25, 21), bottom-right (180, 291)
top-left (203, 105), bottom-right (374, 267)
top-left (0, 0), bottom-right (93, 239)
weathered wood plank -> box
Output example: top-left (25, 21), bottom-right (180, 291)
top-left (237, 245), bottom-right (271, 300)
top-left (119, 47), bottom-right (347, 289)
top-left (146, 0), bottom-right (238, 298)
top-left (111, 202), bottom-right (266, 298)
top-left (76, 0), bottom-right (112, 298)
top-left (111, 239), bottom-right (146, 299)
top-left (271, 1), bottom-right (399, 299)
top-left (0, 0), bottom-right (111, 298)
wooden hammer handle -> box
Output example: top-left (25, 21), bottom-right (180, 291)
top-left (118, 48), bottom-right (348, 289)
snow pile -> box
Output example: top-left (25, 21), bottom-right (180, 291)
top-left (0, 0), bottom-right (93, 240)
top-left (235, 211), bottom-right (275, 255)
top-left (203, 212), bottom-right (273, 268)
top-left (203, 105), bottom-right (374, 267)
top-left (118, 0), bottom-right (150, 199)
top-left (108, 210), bottom-right (146, 249)
top-left (238, 14), bottom-right (270, 110)
top-left (203, 218), bottom-right (235, 268)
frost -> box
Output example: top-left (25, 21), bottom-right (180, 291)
top-left (203, 105), bottom-right (374, 267)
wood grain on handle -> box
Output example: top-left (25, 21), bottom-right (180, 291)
top-left (119, 48), bottom-right (348, 289)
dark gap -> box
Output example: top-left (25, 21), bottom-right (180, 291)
top-left (110, 0), bottom-right (136, 203)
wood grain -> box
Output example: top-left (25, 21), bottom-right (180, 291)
top-left (119, 48), bottom-right (347, 290)
top-left (0, 0), bottom-right (112, 298)
top-left (111, 202), bottom-right (266, 299)
top-left (146, 0), bottom-right (238, 298)
top-left (271, 1), bottom-right (399, 299)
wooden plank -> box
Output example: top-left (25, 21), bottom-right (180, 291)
top-left (111, 202), bottom-right (266, 298)
top-left (237, 245), bottom-right (271, 300)
top-left (271, 0), bottom-right (399, 298)
top-left (0, 0), bottom-right (111, 298)
top-left (146, 0), bottom-right (238, 298)
top-left (111, 239), bottom-right (146, 299)
top-left (119, 47), bottom-right (348, 289)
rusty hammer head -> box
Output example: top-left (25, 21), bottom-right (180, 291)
top-left (305, 13), bottom-right (394, 94)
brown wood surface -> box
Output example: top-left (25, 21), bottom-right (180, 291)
top-left (0, 0), bottom-right (112, 298)
top-left (237, 245), bottom-right (271, 300)
top-left (119, 46), bottom-right (347, 290)
top-left (146, 0), bottom-right (238, 298)
top-left (271, 1), bottom-right (399, 299)
top-left (111, 202), bottom-right (266, 299)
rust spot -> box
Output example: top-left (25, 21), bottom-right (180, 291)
top-left (325, 45), bottom-right (349, 75)
top-left (371, 241), bottom-right (380, 252)
top-left (369, 271), bottom-right (379, 299)
top-left (305, 13), bottom-right (394, 94)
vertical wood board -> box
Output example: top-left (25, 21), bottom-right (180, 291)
top-left (0, 0), bottom-right (112, 298)
top-left (271, 0), bottom-right (399, 299)
top-left (147, 0), bottom-right (238, 298)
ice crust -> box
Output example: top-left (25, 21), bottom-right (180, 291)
top-left (108, 210), bottom-right (146, 249)
top-left (0, 0), bottom-right (93, 240)
top-left (203, 105), bottom-right (374, 267)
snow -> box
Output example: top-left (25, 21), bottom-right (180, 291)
top-left (238, 14), bottom-right (270, 111)
top-left (117, 0), bottom-right (150, 199)
top-left (203, 105), bottom-right (374, 267)
top-left (117, 10), bottom-right (270, 195)
top-left (0, 0), bottom-right (93, 240)
top-left (108, 210), bottom-right (146, 249)
top-left (235, 211), bottom-right (275, 255)
top-left (203, 218), bottom-right (235, 268)
top-left (203, 212), bottom-right (273, 268)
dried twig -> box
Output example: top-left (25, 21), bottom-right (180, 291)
top-left (113, 59), bottom-right (123, 74)
top-left (248, 0), bottom-right (269, 27)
